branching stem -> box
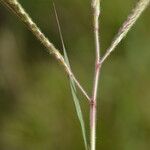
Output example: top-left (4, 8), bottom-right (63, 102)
top-left (90, 0), bottom-right (101, 150)
top-left (1, 0), bottom-right (150, 150)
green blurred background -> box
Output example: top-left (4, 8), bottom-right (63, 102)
top-left (0, 0), bottom-right (150, 150)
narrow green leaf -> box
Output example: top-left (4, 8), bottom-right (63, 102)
top-left (70, 82), bottom-right (88, 150)
top-left (53, 2), bottom-right (88, 150)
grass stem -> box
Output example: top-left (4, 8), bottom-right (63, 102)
top-left (91, 0), bottom-right (101, 150)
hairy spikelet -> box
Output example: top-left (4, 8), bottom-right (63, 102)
top-left (0, 0), bottom-right (90, 101)
top-left (101, 0), bottom-right (150, 63)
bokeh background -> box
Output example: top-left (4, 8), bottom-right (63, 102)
top-left (0, 0), bottom-right (150, 150)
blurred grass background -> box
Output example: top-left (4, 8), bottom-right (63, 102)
top-left (0, 0), bottom-right (150, 150)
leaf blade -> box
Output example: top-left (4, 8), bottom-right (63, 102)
top-left (53, 2), bottom-right (88, 149)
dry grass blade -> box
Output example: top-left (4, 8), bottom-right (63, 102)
top-left (100, 0), bottom-right (150, 64)
top-left (53, 2), bottom-right (89, 150)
